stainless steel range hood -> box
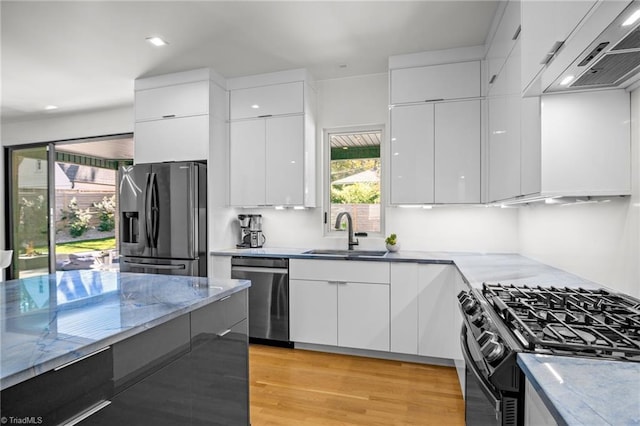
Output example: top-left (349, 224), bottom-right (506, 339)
top-left (546, 0), bottom-right (640, 93)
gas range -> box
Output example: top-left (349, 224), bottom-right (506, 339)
top-left (457, 282), bottom-right (640, 426)
top-left (481, 283), bottom-right (640, 361)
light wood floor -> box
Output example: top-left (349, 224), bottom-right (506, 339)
top-left (249, 344), bottom-right (464, 426)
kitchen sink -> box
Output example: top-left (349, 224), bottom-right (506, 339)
top-left (303, 249), bottom-right (388, 258)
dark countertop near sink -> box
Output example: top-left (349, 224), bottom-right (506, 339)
top-left (0, 270), bottom-right (250, 390)
top-left (211, 247), bottom-right (637, 425)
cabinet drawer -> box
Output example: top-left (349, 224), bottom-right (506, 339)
top-left (134, 114), bottom-right (209, 163)
top-left (391, 61), bottom-right (480, 104)
top-left (112, 315), bottom-right (190, 391)
top-left (230, 82), bottom-right (303, 119)
top-left (135, 80), bottom-right (209, 121)
top-left (1, 346), bottom-right (113, 425)
top-left (191, 289), bottom-right (248, 340)
top-left (290, 259), bottom-right (389, 283)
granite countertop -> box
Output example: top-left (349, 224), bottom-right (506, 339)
top-left (0, 270), bottom-right (250, 390)
top-left (518, 354), bottom-right (640, 425)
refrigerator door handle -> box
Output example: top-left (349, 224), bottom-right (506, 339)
top-left (150, 172), bottom-right (159, 248)
top-left (122, 260), bottom-right (186, 270)
top-left (144, 172), bottom-right (153, 248)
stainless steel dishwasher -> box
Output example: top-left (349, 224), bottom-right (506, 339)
top-left (231, 256), bottom-right (291, 346)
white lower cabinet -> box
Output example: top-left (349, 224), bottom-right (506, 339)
top-left (289, 259), bottom-right (390, 351)
top-left (290, 279), bottom-right (338, 346)
top-left (390, 263), bottom-right (461, 360)
top-left (338, 281), bottom-right (390, 351)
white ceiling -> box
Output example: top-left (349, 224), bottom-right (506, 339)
top-left (1, 1), bottom-right (498, 122)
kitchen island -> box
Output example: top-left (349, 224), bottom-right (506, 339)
top-left (0, 270), bottom-right (251, 425)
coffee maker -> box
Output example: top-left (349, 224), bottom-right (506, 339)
top-left (236, 214), bottom-right (265, 248)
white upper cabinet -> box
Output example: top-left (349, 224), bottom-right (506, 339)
top-left (135, 81), bottom-right (209, 121)
top-left (390, 100), bottom-right (481, 205)
top-left (265, 115), bottom-right (304, 205)
top-left (486, 0), bottom-right (521, 93)
top-left (228, 70), bottom-right (316, 207)
top-left (133, 69), bottom-right (226, 164)
top-left (520, 0), bottom-right (597, 93)
top-left (390, 103), bottom-right (435, 204)
top-left (390, 61), bottom-right (481, 104)
top-left (434, 100), bottom-right (481, 204)
top-left (230, 81), bottom-right (304, 119)
top-left (229, 119), bottom-right (266, 206)
top-left (135, 115), bottom-right (210, 164)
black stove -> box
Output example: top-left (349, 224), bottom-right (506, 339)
top-left (457, 283), bottom-right (640, 426)
top-left (482, 283), bottom-right (640, 361)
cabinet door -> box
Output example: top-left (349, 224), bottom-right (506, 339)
top-left (338, 282), bottom-right (390, 352)
top-left (520, 97), bottom-right (541, 196)
top-left (290, 279), bottom-right (337, 346)
top-left (486, 0), bottom-right (521, 91)
top-left (390, 263), bottom-right (418, 355)
top-left (230, 82), bottom-right (304, 119)
top-left (488, 46), bottom-right (521, 203)
top-left (135, 81), bottom-right (209, 121)
top-left (434, 100), bottom-right (481, 203)
top-left (390, 103), bottom-right (435, 204)
top-left (418, 265), bottom-right (457, 360)
top-left (229, 119), bottom-right (266, 206)
top-left (265, 115), bottom-right (304, 205)
top-left (391, 61), bottom-right (481, 104)
top-left (134, 115), bottom-right (209, 163)
top-left (521, 1), bottom-right (597, 92)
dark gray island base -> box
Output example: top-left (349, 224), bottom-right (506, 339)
top-left (0, 271), bottom-right (250, 425)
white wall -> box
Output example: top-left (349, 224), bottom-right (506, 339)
top-left (233, 73), bottom-right (519, 253)
top-left (519, 88), bottom-right (640, 297)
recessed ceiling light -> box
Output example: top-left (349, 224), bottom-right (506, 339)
top-left (146, 36), bottom-right (168, 47)
top-left (622, 9), bottom-right (640, 26)
top-left (44, 105), bottom-right (58, 110)
top-left (251, 104), bottom-right (260, 109)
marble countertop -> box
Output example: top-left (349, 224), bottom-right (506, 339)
top-left (211, 247), bottom-right (603, 290)
top-left (0, 270), bottom-right (250, 390)
top-left (518, 354), bottom-right (640, 425)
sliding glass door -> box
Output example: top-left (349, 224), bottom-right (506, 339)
top-left (8, 145), bottom-right (54, 279)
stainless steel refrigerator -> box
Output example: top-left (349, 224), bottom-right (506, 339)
top-left (119, 162), bottom-right (207, 277)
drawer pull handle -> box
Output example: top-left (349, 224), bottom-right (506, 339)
top-left (220, 295), bottom-right (231, 302)
top-left (218, 329), bottom-right (232, 337)
top-left (54, 346), bottom-right (110, 371)
top-left (162, 114), bottom-right (176, 118)
top-left (423, 98), bottom-right (444, 103)
top-left (512, 25), bottom-right (521, 41)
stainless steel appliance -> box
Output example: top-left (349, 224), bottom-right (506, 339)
top-left (236, 214), bottom-right (265, 249)
top-left (231, 257), bottom-right (290, 346)
top-left (119, 162), bottom-right (207, 277)
top-left (457, 283), bottom-right (640, 425)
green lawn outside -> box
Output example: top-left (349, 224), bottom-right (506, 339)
top-left (55, 237), bottom-right (116, 254)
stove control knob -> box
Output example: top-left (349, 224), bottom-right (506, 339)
top-left (461, 297), bottom-right (478, 315)
top-left (478, 330), bottom-right (496, 347)
top-left (471, 312), bottom-right (486, 327)
top-left (481, 337), bottom-right (505, 364)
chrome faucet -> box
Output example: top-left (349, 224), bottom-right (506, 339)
top-left (334, 212), bottom-right (359, 250)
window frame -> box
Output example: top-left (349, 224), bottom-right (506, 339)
top-left (323, 125), bottom-right (385, 238)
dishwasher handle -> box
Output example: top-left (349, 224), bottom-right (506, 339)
top-left (231, 266), bottom-right (289, 275)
